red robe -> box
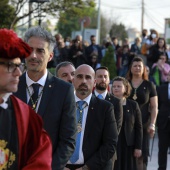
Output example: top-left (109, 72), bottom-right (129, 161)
top-left (11, 95), bottom-right (52, 170)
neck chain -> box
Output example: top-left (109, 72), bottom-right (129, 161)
top-left (26, 85), bottom-right (44, 110)
top-left (76, 102), bottom-right (88, 133)
top-left (131, 80), bottom-right (143, 100)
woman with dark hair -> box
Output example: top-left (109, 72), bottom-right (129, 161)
top-left (126, 56), bottom-right (158, 170)
top-left (148, 37), bottom-right (168, 68)
top-left (112, 76), bottom-right (142, 170)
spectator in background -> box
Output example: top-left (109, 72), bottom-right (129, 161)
top-left (69, 39), bottom-right (87, 68)
top-left (86, 35), bottom-right (103, 69)
top-left (145, 66), bottom-right (156, 86)
top-left (148, 37), bottom-right (168, 69)
top-left (53, 33), bottom-right (63, 65)
top-left (56, 61), bottom-right (75, 83)
top-left (145, 29), bottom-right (159, 68)
top-left (119, 45), bottom-right (132, 77)
top-left (141, 29), bottom-right (148, 44)
top-left (151, 54), bottom-right (170, 85)
top-left (130, 37), bottom-right (141, 58)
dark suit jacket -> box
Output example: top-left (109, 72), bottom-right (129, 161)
top-left (83, 95), bottom-right (118, 170)
top-left (157, 84), bottom-right (170, 129)
top-left (124, 99), bottom-right (143, 149)
top-left (105, 92), bottom-right (123, 134)
top-left (14, 72), bottom-right (77, 170)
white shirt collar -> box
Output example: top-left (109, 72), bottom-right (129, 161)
top-left (75, 93), bottom-right (92, 106)
top-left (94, 89), bottom-right (107, 99)
top-left (0, 93), bottom-right (12, 109)
top-left (168, 83), bottom-right (170, 89)
top-left (26, 69), bottom-right (48, 87)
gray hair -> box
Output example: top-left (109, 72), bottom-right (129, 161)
top-left (24, 26), bottom-right (56, 52)
top-left (56, 61), bottom-right (75, 77)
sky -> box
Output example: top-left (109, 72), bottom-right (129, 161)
top-left (95, 0), bottom-right (170, 34)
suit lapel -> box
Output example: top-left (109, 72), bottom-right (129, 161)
top-left (38, 72), bottom-right (54, 117)
top-left (105, 92), bottom-right (112, 101)
top-left (17, 73), bottom-right (27, 103)
top-left (83, 95), bottom-right (97, 144)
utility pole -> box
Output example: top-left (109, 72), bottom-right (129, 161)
top-left (97, 0), bottom-right (101, 44)
top-left (141, 0), bottom-right (144, 32)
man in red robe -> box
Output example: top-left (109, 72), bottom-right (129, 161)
top-left (0, 29), bottom-right (52, 170)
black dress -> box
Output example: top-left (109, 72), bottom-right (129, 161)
top-left (128, 80), bottom-right (157, 163)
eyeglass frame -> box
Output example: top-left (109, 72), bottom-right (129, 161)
top-left (0, 61), bottom-right (26, 73)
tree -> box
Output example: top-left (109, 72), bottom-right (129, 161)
top-left (7, 0), bottom-right (95, 29)
top-left (101, 46), bottom-right (117, 80)
top-left (0, 0), bottom-right (16, 28)
top-left (109, 23), bottom-right (128, 41)
top-left (57, 3), bottom-right (96, 38)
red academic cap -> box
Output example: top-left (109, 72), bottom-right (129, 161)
top-left (0, 29), bottom-right (32, 59)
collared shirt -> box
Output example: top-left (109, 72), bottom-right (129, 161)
top-left (69, 93), bottom-right (92, 164)
top-left (0, 93), bottom-right (12, 109)
top-left (94, 89), bottom-right (107, 99)
top-left (26, 69), bottom-right (47, 112)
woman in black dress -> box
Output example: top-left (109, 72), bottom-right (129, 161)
top-left (112, 76), bottom-right (143, 170)
top-left (126, 56), bottom-right (158, 170)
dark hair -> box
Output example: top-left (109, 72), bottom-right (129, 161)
top-left (56, 61), bottom-right (75, 76)
top-left (126, 56), bottom-right (148, 81)
top-left (156, 37), bottom-right (167, 49)
top-left (112, 76), bottom-right (132, 98)
top-left (95, 66), bottom-right (110, 77)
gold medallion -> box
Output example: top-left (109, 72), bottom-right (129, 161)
top-left (33, 104), bottom-right (36, 109)
top-left (133, 94), bottom-right (137, 100)
top-left (77, 123), bottom-right (82, 133)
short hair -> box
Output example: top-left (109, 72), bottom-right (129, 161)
top-left (24, 26), bottom-right (56, 52)
top-left (56, 61), bottom-right (75, 77)
top-left (126, 56), bottom-right (148, 81)
top-left (112, 76), bottom-right (132, 98)
top-left (95, 66), bottom-right (109, 73)
top-left (95, 66), bottom-right (110, 77)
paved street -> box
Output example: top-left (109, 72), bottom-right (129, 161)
top-left (147, 133), bottom-right (170, 170)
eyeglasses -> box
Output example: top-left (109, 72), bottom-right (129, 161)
top-left (0, 61), bottom-right (26, 73)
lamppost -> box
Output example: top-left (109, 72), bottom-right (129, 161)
top-left (29, 0), bottom-right (49, 27)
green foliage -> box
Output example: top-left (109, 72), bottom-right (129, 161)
top-left (0, 0), bottom-right (16, 28)
top-left (56, 5), bottom-right (97, 38)
top-left (101, 46), bottom-right (117, 80)
top-left (109, 23), bottom-right (128, 40)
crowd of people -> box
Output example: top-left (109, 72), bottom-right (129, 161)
top-left (0, 26), bottom-right (170, 170)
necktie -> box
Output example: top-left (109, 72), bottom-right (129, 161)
top-left (70, 101), bottom-right (86, 163)
top-left (28, 83), bottom-right (40, 109)
top-left (97, 94), bottom-right (103, 99)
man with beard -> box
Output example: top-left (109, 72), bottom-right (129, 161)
top-left (14, 26), bottom-right (77, 170)
top-left (94, 66), bottom-right (123, 133)
top-left (65, 64), bottom-right (118, 170)
top-left (56, 61), bottom-right (75, 83)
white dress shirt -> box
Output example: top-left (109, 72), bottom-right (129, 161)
top-left (26, 69), bottom-right (47, 112)
top-left (0, 93), bottom-right (12, 109)
top-left (94, 89), bottom-right (107, 99)
top-left (68, 93), bottom-right (92, 164)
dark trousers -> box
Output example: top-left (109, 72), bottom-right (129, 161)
top-left (158, 122), bottom-right (170, 170)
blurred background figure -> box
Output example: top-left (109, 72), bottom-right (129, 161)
top-left (151, 54), bottom-right (170, 86)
